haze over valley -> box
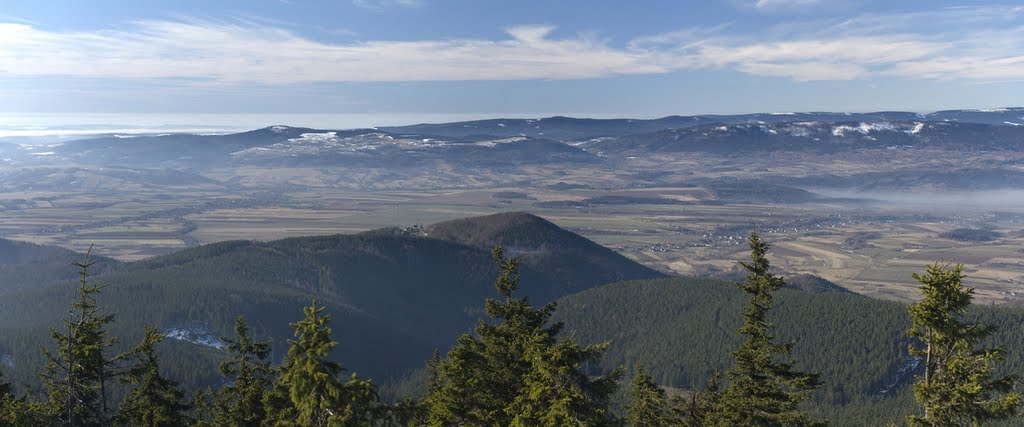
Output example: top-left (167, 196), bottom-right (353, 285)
top-left (3, 110), bottom-right (1024, 304)
top-left (4, 1), bottom-right (1024, 424)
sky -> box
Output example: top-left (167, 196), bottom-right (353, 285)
top-left (1, 0), bottom-right (1024, 123)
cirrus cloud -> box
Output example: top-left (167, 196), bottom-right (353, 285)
top-left (351, 0), bottom-right (423, 10)
top-left (0, 6), bottom-right (1022, 84)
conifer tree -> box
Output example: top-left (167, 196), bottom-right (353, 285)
top-left (706, 233), bottom-right (822, 427)
top-left (678, 372), bottom-right (721, 427)
top-left (0, 394), bottom-right (53, 426)
top-left (213, 316), bottom-right (274, 427)
top-left (380, 398), bottom-right (428, 426)
top-left (906, 263), bottom-right (1022, 426)
top-left (42, 246), bottom-right (121, 426)
top-left (507, 332), bottom-right (621, 426)
top-left (424, 349), bottom-right (442, 398)
top-left (0, 370), bottom-right (10, 400)
top-left (114, 326), bottom-right (191, 427)
top-left (190, 387), bottom-right (217, 427)
top-left (424, 247), bottom-right (619, 426)
top-left (423, 247), bottom-right (559, 426)
top-left (0, 371), bottom-right (14, 425)
top-left (337, 375), bottom-right (379, 425)
top-left (626, 369), bottom-right (672, 427)
top-left (264, 300), bottom-right (378, 427)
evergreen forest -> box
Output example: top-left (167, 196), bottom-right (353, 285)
top-left (0, 213), bottom-right (1022, 426)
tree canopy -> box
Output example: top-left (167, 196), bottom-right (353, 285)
top-left (705, 233), bottom-right (822, 427)
top-left (906, 263), bottom-right (1022, 426)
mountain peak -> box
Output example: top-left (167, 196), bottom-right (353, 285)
top-left (425, 211), bottom-right (559, 248)
top-left (426, 212), bottom-right (664, 291)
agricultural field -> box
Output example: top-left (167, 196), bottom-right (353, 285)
top-left (2, 176), bottom-right (1023, 306)
top-left (5, 116), bottom-right (1024, 304)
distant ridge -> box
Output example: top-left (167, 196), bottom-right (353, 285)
top-left (585, 120), bottom-right (1024, 154)
top-left (379, 108), bottom-right (1024, 140)
top-left (0, 239), bottom-right (120, 292)
top-left (7, 108), bottom-right (1021, 171)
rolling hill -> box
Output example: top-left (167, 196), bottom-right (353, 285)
top-left (426, 212), bottom-right (663, 295)
top-left (3, 214), bottom-right (1024, 425)
top-left (0, 239), bottom-right (120, 294)
top-left (5, 110), bottom-right (1024, 196)
top-left (0, 212), bottom-right (661, 391)
top-left (10, 126), bottom-right (598, 170)
top-left (585, 120), bottom-right (1024, 155)
top-left (8, 109), bottom-right (1023, 172)
top-left (378, 109), bottom-right (1024, 141)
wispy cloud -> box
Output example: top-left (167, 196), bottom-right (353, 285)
top-left (674, 35), bottom-right (948, 81)
top-left (0, 21), bottom-right (667, 84)
top-left (753, 0), bottom-right (820, 9)
top-left (352, 0), bottom-right (422, 10)
top-left (0, 6), bottom-right (1022, 84)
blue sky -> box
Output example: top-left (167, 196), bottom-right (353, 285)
top-left (2, 0), bottom-right (1023, 119)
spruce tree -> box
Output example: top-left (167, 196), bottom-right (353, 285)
top-left (423, 247), bottom-right (557, 426)
top-left (114, 326), bottom-right (191, 427)
top-left (906, 263), bottom-right (1022, 426)
top-left (213, 316), bottom-right (274, 427)
top-left (626, 369), bottom-right (672, 427)
top-left (706, 233), bottom-right (822, 427)
top-left (0, 395), bottom-right (53, 426)
top-left (42, 247), bottom-right (121, 426)
top-left (264, 300), bottom-right (378, 427)
top-left (507, 333), bottom-right (621, 426)
top-left (0, 369), bottom-right (10, 400)
top-left (190, 387), bottom-right (217, 427)
top-left (379, 398), bottom-right (428, 426)
top-left (678, 373), bottom-right (721, 427)
top-left (0, 371), bottom-right (13, 425)
top-left (424, 247), bottom-right (619, 426)
top-left (337, 375), bottom-right (379, 425)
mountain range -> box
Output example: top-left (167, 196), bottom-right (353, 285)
top-left (2, 108), bottom-right (1023, 170)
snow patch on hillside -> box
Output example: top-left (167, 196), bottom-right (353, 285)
top-left (231, 131), bottom-right (454, 159)
top-left (831, 122), bottom-right (924, 137)
top-left (781, 122), bottom-right (819, 137)
top-left (289, 132), bottom-right (339, 145)
top-left (476, 137), bottom-right (529, 147)
top-left (165, 325), bottom-right (226, 350)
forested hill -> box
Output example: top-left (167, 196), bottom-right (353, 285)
top-left (552, 277), bottom-right (1024, 425)
top-left (0, 239), bottom-right (120, 293)
top-left (377, 109), bottom-right (1024, 140)
top-left (4, 221), bottom-right (1024, 424)
top-left (425, 212), bottom-right (664, 294)
top-left (0, 212), bottom-right (661, 388)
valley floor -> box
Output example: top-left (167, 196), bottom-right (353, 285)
top-left (3, 178), bottom-right (1023, 305)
